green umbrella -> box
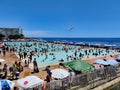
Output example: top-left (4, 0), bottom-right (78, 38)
top-left (61, 60), bottom-right (93, 72)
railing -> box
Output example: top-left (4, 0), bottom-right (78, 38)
top-left (25, 65), bottom-right (120, 90)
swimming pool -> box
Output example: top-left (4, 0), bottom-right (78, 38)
top-left (5, 42), bottom-right (119, 67)
top-left (5, 42), bottom-right (77, 52)
top-left (32, 49), bottom-right (117, 66)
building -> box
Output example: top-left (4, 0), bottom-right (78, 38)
top-left (0, 27), bottom-right (22, 38)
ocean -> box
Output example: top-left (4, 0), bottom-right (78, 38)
top-left (36, 38), bottom-right (120, 48)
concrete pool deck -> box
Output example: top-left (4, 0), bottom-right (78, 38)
top-left (0, 44), bottom-right (120, 89)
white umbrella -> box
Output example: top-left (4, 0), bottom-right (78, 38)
top-left (0, 59), bottom-right (5, 62)
top-left (51, 68), bottom-right (69, 79)
top-left (95, 59), bottom-right (109, 65)
top-left (17, 76), bottom-right (44, 89)
top-left (106, 60), bottom-right (118, 66)
top-left (0, 79), bottom-right (15, 90)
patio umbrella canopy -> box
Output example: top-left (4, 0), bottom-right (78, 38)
top-left (93, 64), bottom-right (100, 69)
top-left (106, 60), bottom-right (118, 66)
top-left (95, 59), bottom-right (109, 65)
top-left (0, 79), bottom-right (15, 90)
top-left (61, 60), bottom-right (93, 72)
top-left (116, 55), bottom-right (120, 61)
top-left (17, 76), bottom-right (44, 89)
top-left (104, 56), bottom-right (115, 60)
top-left (51, 68), bottom-right (69, 79)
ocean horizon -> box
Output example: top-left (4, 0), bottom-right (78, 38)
top-left (30, 37), bottom-right (120, 48)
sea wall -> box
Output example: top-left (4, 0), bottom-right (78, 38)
top-left (93, 76), bottom-right (120, 90)
top-left (68, 64), bottom-right (120, 90)
top-left (70, 73), bottom-right (120, 90)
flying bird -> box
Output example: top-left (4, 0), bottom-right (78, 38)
top-left (68, 27), bottom-right (74, 31)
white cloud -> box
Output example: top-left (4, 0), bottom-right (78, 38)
top-left (23, 30), bottom-right (56, 37)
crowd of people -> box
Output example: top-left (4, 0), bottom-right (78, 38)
top-left (0, 41), bottom-right (120, 90)
top-left (1, 42), bottom-right (120, 73)
top-left (0, 61), bottom-right (23, 80)
top-left (3, 42), bottom-right (120, 63)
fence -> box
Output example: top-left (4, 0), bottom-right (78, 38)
top-left (25, 65), bottom-right (120, 90)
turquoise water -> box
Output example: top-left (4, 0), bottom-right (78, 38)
top-left (32, 51), bottom-right (74, 66)
top-left (5, 42), bottom-right (76, 52)
top-left (5, 42), bottom-right (118, 67)
top-left (33, 49), bottom-right (115, 66)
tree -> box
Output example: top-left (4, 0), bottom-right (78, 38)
top-left (0, 34), bottom-right (5, 37)
top-left (20, 34), bottom-right (24, 39)
top-left (8, 34), bottom-right (25, 39)
top-left (0, 34), bottom-right (5, 40)
top-left (8, 35), bottom-right (14, 39)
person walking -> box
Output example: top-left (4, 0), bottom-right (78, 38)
top-left (33, 58), bottom-right (39, 73)
top-left (3, 64), bottom-right (8, 78)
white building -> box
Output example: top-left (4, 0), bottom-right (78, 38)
top-left (0, 27), bottom-right (22, 38)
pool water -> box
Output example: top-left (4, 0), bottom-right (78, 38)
top-left (32, 49), bottom-right (116, 66)
top-left (32, 51), bottom-right (75, 66)
top-left (5, 42), bottom-right (76, 52)
top-left (5, 42), bottom-right (118, 67)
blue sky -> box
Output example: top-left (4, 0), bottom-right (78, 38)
top-left (0, 0), bottom-right (120, 37)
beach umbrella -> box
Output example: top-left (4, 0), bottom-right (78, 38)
top-left (17, 76), bottom-right (44, 89)
top-left (93, 64), bottom-right (100, 70)
top-left (61, 60), bottom-right (93, 72)
top-left (0, 79), bottom-right (15, 90)
top-left (106, 60), bottom-right (118, 66)
top-left (51, 68), bottom-right (69, 79)
top-left (117, 56), bottom-right (120, 60)
top-left (0, 59), bottom-right (5, 62)
top-left (116, 55), bottom-right (120, 61)
top-left (104, 56), bottom-right (115, 60)
top-left (95, 59), bottom-right (109, 65)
